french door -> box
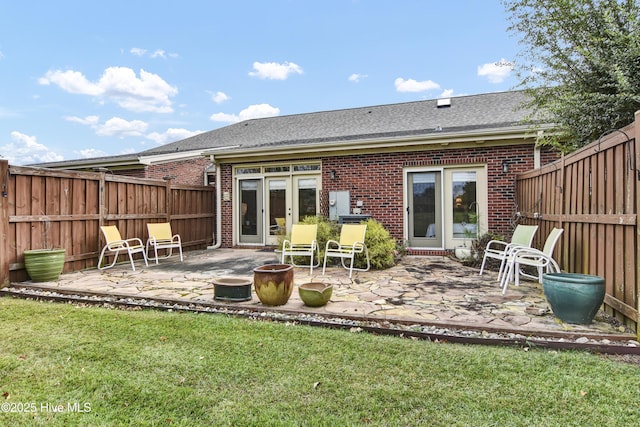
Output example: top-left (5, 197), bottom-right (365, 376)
top-left (407, 171), bottom-right (442, 248)
top-left (238, 175), bottom-right (319, 245)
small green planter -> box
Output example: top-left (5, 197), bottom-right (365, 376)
top-left (542, 272), bottom-right (605, 324)
top-left (24, 249), bottom-right (66, 282)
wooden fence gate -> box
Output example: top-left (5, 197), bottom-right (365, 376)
top-left (0, 163), bottom-right (216, 284)
top-left (516, 111), bottom-right (640, 332)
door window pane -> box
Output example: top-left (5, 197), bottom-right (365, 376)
top-left (452, 171), bottom-right (477, 238)
top-left (269, 180), bottom-right (286, 235)
top-left (412, 173), bottom-right (436, 239)
top-left (297, 178), bottom-right (317, 220)
top-left (241, 180), bottom-right (258, 236)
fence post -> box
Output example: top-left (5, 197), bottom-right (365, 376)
top-left (0, 160), bottom-right (9, 285)
top-left (634, 111), bottom-right (640, 341)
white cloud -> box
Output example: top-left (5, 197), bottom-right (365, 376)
top-left (150, 49), bottom-right (166, 59)
top-left (348, 73), bottom-right (368, 83)
top-left (146, 128), bottom-right (204, 145)
top-left (130, 47), bottom-right (147, 56)
top-left (39, 70), bottom-right (103, 95)
top-left (39, 67), bottom-right (178, 113)
top-left (95, 117), bottom-right (148, 137)
top-left (67, 115), bottom-right (149, 138)
top-left (65, 115), bottom-right (100, 126)
top-left (130, 47), bottom-right (177, 59)
top-left (76, 148), bottom-right (108, 159)
top-left (439, 89), bottom-right (455, 98)
top-left (0, 131), bottom-right (64, 165)
top-left (477, 59), bottom-right (514, 83)
top-left (212, 91), bottom-right (230, 104)
top-left (210, 103), bottom-right (280, 124)
top-left (248, 61), bottom-right (303, 80)
top-left (394, 77), bottom-right (440, 93)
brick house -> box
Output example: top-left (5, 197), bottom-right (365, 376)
top-left (40, 90), bottom-right (556, 255)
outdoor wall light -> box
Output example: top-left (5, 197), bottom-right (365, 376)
top-left (502, 160), bottom-right (509, 173)
top-left (331, 169), bottom-right (337, 180)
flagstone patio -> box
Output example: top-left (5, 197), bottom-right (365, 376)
top-left (4, 248), bottom-right (635, 342)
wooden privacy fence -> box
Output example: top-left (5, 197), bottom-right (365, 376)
top-left (516, 111), bottom-right (640, 331)
top-left (0, 162), bottom-right (216, 284)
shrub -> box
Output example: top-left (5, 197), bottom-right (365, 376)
top-left (357, 218), bottom-right (397, 270)
top-left (460, 231), bottom-right (503, 268)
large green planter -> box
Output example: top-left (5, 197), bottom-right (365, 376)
top-left (542, 273), bottom-right (605, 324)
top-left (24, 248), bottom-right (66, 282)
top-left (253, 264), bottom-right (294, 306)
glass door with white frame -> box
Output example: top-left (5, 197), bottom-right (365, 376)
top-left (266, 178), bottom-right (289, 244)
top-left (407, 171), bottom-right (442, 248)
top-left (239, 179), bottom-right (263, 244)
top-left (293, 176), bottom-right (319, 222)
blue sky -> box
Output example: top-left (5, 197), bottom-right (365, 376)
top-left (0, 1), bottom-right (520, 165)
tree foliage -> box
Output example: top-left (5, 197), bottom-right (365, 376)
top-left (503, 0), bottom-right (640, 152)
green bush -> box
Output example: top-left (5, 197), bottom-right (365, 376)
top-left (358, 218), bottom-right (397, 270)
top-left (460, 231), bottom-right (503, 268)
top-left (278, 216), bottom-right (398, 270)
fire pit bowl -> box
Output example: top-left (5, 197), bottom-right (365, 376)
top-left (298, 282), bottom-right (333, 307)
top-left (212, 277), bottom-right (252, 302)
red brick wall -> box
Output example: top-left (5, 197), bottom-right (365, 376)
top-left (320, 145), bottom-right (539, 242)
top-left (111, 158), bottom-right (214, 186)
top-left (220, 164), bottom-right (234, 248)
top-left (215, 143), bottom-right (556, 249)
top-left (145, 157), bottom-right (213, 185)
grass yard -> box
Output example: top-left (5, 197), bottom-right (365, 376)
top-left (0, 297), bottom-right (638, 426)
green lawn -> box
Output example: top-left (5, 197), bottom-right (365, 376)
top-left (0, 297), bottom-right (638, 426)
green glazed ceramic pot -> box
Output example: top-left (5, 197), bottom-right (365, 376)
top-left (542, 273), bottom-right (605, 324)
top-left (253, 264), bottom-right (294, 306)
top-left (24, 248), bottom-right (66, 282)
top-left (298, 282), bottom-right (333, 307)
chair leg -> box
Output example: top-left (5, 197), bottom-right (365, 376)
top-left (98, 248), bottom-right (120, 270)
top-left (479, 254), bottom-right (487, 275)
top-left (127, 252), bottom-right (137, 271)
top-left (322, 255), bottom-right (328, 275)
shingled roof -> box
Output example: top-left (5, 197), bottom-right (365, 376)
top-left (139, 90), bottom-right (534, 156)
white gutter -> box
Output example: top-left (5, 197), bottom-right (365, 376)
top-left (207, 158), bottom-right (222, 250)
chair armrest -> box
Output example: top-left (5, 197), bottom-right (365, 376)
top-left (325, 239), bottom-right (340, 250)
top-left (485, 239), bottom-right (508, 251)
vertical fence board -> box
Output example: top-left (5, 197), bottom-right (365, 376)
top-left (516, 117), bottom-right (639, 332)
top-left (5, 167), bottom-right (215, 283)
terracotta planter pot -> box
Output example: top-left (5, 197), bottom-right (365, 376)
top-left (542, 273), bottom-right (605, 324)
top-left (253, 264), bottom-right (294, 306)
top-left (24, 248), bottom-right (66, 282)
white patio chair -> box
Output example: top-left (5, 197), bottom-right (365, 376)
top-left (146, 222), bottom-right (183, 264)
top-left (322, 223), bottom-right (369, 278)
top-left (281, 223), bottom-right (320, 274)
top-left (98, 225), bottom-right (148, 271)
top-left (500, 227), bottom-right (564, 294)
top-left (479, 224), bottom-right (539, 281)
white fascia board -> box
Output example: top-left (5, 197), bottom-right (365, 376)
top-left (209, 125), bottom-right (548, 161)
top-left (138, 150), bottom-right (207, 165)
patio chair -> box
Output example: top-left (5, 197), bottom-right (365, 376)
top-left (499, 227), bottom-right (564, 294)
top-left (479, 224), bottom-right (539, 280)
top-left (98, 225), bottom-right (148, 271)
top-left (146, 222), bottom-right (183, 264)
top-left (322, 223), bottom-right (369, 279)
top-left (280, 223), bottom-right (320, 274)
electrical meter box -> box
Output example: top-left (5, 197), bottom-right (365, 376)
top-left (328, 191), bottom-right (350, 221)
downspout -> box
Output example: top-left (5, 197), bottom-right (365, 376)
top-left (207, 157), bottom-right (222, 250)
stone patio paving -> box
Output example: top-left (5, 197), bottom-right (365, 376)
top-left (4, 248), bottom-right (635, 341)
